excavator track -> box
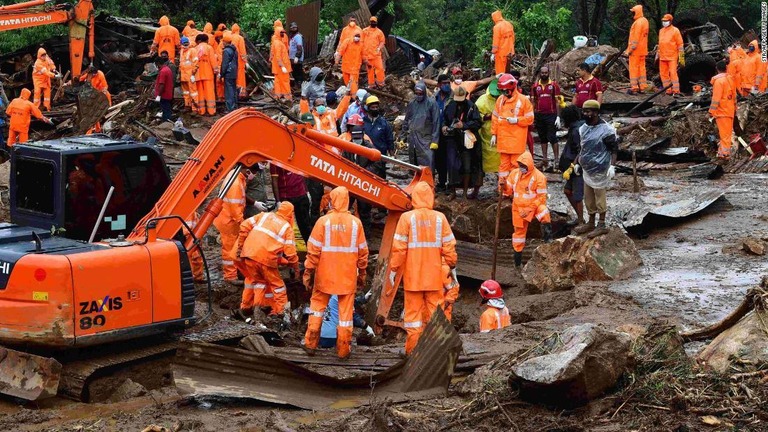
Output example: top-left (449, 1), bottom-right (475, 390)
top-left (60, 321), bottom-right (266, 402)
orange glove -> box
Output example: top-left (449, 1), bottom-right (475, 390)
top-left (303, 269), bottom-right (314, 291)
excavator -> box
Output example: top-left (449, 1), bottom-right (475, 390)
top-left (0, 109), bottom-right (431, 402)
top-left (0, 0), bottom-right (95, 78)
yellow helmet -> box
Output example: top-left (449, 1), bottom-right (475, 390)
top-left (365, 95), bottom-right (380, 106)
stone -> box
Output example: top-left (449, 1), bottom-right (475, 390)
top-left (510, 323), bottom-right (632, 407)
top-left (556, 45), bottom-right (620, 80)
top-left (522, 227), bottom-right (642, 293)
top-left (742, 237), bottom-right (766, 256)
top-left (698, 310), bottom-right (768, 373)
top-left (106, 378), bottom-right (147, 403)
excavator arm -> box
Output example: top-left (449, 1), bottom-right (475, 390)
top-left (128, 109), bottom-right (432, 334)
top-left (0, 0), bottom-right (94, 77)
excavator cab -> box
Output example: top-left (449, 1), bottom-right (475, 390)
top-left (10, 135), bottom-right (171, 241)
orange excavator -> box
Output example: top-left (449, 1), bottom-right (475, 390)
top-left (0, 109), bottom-right (432, 401)
top-left (0, 0), bottom-right (95, 77)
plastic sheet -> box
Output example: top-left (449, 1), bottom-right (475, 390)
top-left (579, 121), bottom-right (616, 189)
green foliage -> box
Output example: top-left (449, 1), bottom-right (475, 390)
top-left (240, 0), bottom-right (299, 41)
top-left (516, 3), bottom-right (572, 52)
top-left (0, 26), bottom-right (65, 53)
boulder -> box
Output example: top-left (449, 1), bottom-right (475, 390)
top-left (698, 310), bottom-right (768, 373)
top-left (510, 324), bottom-right (632, 407)
top-left (742, 237), bottom-right (766, 256)
top-left (522, 227), bottom-right (642, 293)
top-left (557, 45), bottom-right (620, 79)
top-left (106, 378), bottom-right (147, 403)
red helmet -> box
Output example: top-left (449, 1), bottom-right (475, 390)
top-left (497, 73), bottom-right (517, 90)
top-left (347, 113), bottom-right (364, 126)
top-left (479, 280), bottom-right (503, 299)
top-left (451, 66), bottom-right (463, 75)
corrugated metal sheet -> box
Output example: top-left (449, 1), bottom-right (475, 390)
top-left (401, 307), bottom-right (462, 392)
top-left (726, 155), bottom-right (768, 173)
top-left (286, 1), bottom-right (321, 60)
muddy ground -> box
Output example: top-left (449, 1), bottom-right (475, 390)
top-left (1, 109), bottom-right (767, 430)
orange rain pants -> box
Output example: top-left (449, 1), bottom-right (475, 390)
top-left (659, 60), bottom-right (680, 94)
top-left (240, 259), bottom-right (288, 315)
top-left (629, 55), bottom-right (647, 91)
top-left (405, 290), bottom-right (444, 354)
top-left (715, 117), bottom-right (733, 159)
top-left (305, 291), bottom-right (355, 358)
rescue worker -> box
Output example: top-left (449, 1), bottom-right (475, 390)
top-left (288, 22), bottom-right (305, 85)
top-left (215, 31), bottom-right (226, 102)
top-left (213, 167), bottom-right (248, 285)
top-left (182, 20), bottom-right (198, 39)
top-left (335, 29), bottom-right (364, 94)
top-left (236, 201), bottom-right (299, 321)
top-left (478, 280), bottom-right (510, 333)
top-left (727, 44), bottom-right (746, 96)
top-left (312, 97), bottom-right (341, 138)
top-left (490, 73), bottom-right (534, 188)
top-left (503, 152), bottom-right (552, 268)
top-left (362, 16), bottom-right (386, 89)
top-left (185, 212), bottom-right (206, 283)
top-left (5, 88), bottom-right (50, 147)
top-left (531, 66), bottom-right (562, 171)
top-left (203, 23), bottom-right (217, 52)
top-left (32, 48), bottom-right (57, 111)
top-left (709, 61), bottom-right (736, 160)
top-left (339, 16), bottom-right (359, 46)
top-left (442, 263), bottom-right (459, 321)
top-left (559, 105), bottom-right (586, 226)
top-left (491, 10), bottom-right (515, 75)
top-left (300, 67), bottom-right (331, 114)
top-left (220, 33), bottom-right (239, 113)
top-left (217, 23), bottom-right (227, 32)
top-left (273, 19), bottom-right (289, 45)
top-left (572, 100), bottom-right (618, 237)
top-left (271, 27), bottom-right (292, 101)
top-left (194, 33), bottom-right (217, 116)
top-left (476, 79), bottom-right (501, 176)
top-left (151, 16), bottom-right (181, 61)
top-left (340, 88), bottom-right (367, 133)
top-left (318, 295), bottom-right (375, 349)
top-left (432, 74), bottom-right (453, 191)
top-left (340, 113), bottom-right (375, 239)
top-left (179, 36), bottom-right (199, 112)
top-left (656, 14), bottom-right (684, 96)
top-left (403, 82), bottom-right (440, 168)
top-left (79, 65), bottom-right (111, 134)
top-left (363, 95), bottom-right (395, 178)
top-left (623, 5), bottom-right (649, 94)
top-left (742, 40), bottom-right (764, 95)
top-left (153, 56), bottom-right (175, 121)
top-left (573, 63), bottom-right (603, 108)
top-left (390, 181), bottom-right (457, 355)
top-left (303, 186), bottom-right (369, 359)
top-left (231, 24), bottom-right (248, 96)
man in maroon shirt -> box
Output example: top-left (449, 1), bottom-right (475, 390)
top-left (154, 55), bottom-right (175, 121)
top-left (573, 63), bottom-right (603, 108)
top-left (270, 164), bottom-right (312, 243)
top-left (531, 66), bottom-right (561, 171)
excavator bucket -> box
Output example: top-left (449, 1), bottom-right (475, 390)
top-left (0, 347), bottom-right (62, 401)
top-left (75, 83), bottom-right (109, 134)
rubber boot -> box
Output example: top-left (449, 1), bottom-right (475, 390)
top-left (542, 223), bottom-right (553, 243)
top-left (573, 214), bottom-right (595, 235)
top-left (514, 251), bottom-right (523, 268)
top-left (588, 217), bottom-right (610, 239)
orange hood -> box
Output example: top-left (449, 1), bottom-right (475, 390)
top-left (411, 181), bottom-right (434, 210)
top-left (37, 47), bottom-right (47, 59)
top-left (204, 23), bottom-right (213, 33)
top-left (276, 201), bottom-right (295, 223)
top-left (159, 16), bottom-right (170, 26)
top-left (186, 20), bottom-right (194, 27)
top-left (217, 23), bottom-right (227, 31)
top-left (630, 5), bottom-right (643, 19)
top-left (329, 186), bottom-right (350, 212)
top-left (274, 19), bottom-right (283, 29)
top-left (492, 10), bottom-right (503, 23)
top-left (20, 88), bottom-right (31, 100)
top-left (748, 40), bottom-right (760, 53)
top-left (347, 21), bottom-right (357, 29)
top-left (232, 23), bottom-right (241, 34)
top-left (273, 27), bottom-right (284, 40)
top-left (516, 151), bottom-right (534, 173)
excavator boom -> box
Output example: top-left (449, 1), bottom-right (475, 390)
top-left (0, 0), bottom-right (94, 77)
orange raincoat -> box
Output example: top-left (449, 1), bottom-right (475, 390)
top-left (491, 90), bottom-right (534, 179)
top-left (32, 48), bottom-right (56, 110)
top-left (195, 40), bottom-right (217, 115)
top-left (153, 16), bottom-right (181, 60)
top-left (213, 170), bottom-right (246, 280)
top-left (709, 72), bottom-right (736, 158)
top-left (336, 30), bottom-right (363, 93)
top-left (491, 10), bottom-right (515, 75)
top-left (231, 24), bottom-right (248, 90)
top-left (362, 25), bottom-right (386, 87)
top-left (503, 152), bottom-right (551, 252)
top-left (625, 5), bottom-right (649, 91)
top-left (658, 22), bottom-right (683, 94)
top-left (271, 27), bottom-right (292, 99)
top-left (391, 181), bottom-right (457, 355)
top-left (6, 88), bottom-right (44, 146)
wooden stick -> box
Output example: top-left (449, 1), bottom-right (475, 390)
top-left (625, 83), bottom-right (673, 116)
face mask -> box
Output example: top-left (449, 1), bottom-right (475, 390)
top-left (748, 46), bottom-right (755, 52)
top-left (370, 22), bottom-right (377, 28)
top-left (245, 170), bottom-right (255, 181)
top-left (662, 21), bottom-right (670, 27)
top-left (519, 166), bottom-right (528, 174)
top-left (354, 37), bottom-right (361, 42)
top-left (368, 108), bottom-right (380, 117)
top-left (440, 84), bottom-right (451, 94)
top-left (316, 105), bottom-right (327, 114)
top-left (415, 93), bottom-right (425, 102)
top-left (454, 78), bottom-right (463, 85)
top-left (351, 130), bottom-right (364, 144)
top-left (316, 73), bottom-right (325, 82)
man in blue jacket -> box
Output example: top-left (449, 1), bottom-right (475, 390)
top-left (220, 33), bottom-right (239, 113)
top-left (362, 95), bottom-right (394, 179)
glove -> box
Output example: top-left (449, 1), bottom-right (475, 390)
top-left (254, 201), bottom-right (268, 212)
top-left (450, 268), bottom-right (458, 285)
top-left (364, 290), bottom-right (373, 301)
top-left (506, 117), bottom-right (518, 125)
top-left (365, 326), bottom-right (375, 336)
top-left (430, 142), bottom-right (439, 150)
top-left (490, 135), bottom-right (497, 147)
top-left (490, 53), bottom-right (495, 62)
top-left (751, 87), bottom-right (759, 95)
top-left (388, 270), bottom-right (397, 288)
top-left (573, 164), bottom-right (581, 175)
top-left (302, 270), bottom-right (313, 290)
top-left (678, 52), bottom-right (685, 67)
top-left (563, 164), bottom-right (574, 180)
top-left (55, 72), bottom-right (62, 79)
top-left (519, 209), bottom-right (530, 218)
top-left (281, 66), bottom-right (288, 74)
top-left (44, 117), bottom-right (54, 125)
top-left (336, 85), bottom-right (349, 97)
top-left (357, 272), bottom-right (367, 289)
top-left (555, 116), bottom-right (562, 129)
top-left (190, 75), bottom-right (196, 84)
top-left (154, 96), bottom-right (161, 102)
top-left (293, 57), bottom-right (299, 64)
top-left (607, 165), bottom-right (615, 179)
